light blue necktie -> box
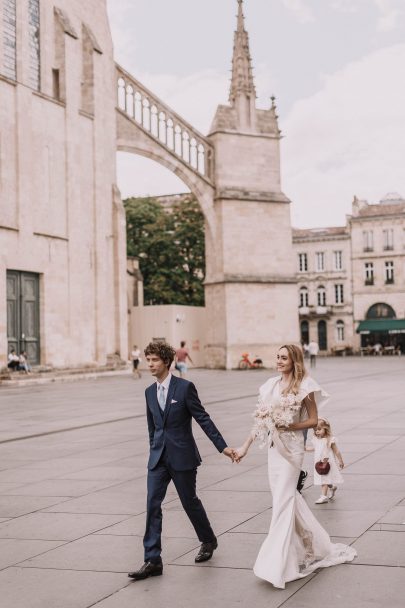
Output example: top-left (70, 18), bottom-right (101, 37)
top-left (158, 385), bottom-right (166, 411)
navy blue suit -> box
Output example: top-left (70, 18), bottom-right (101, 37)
top-left (143, 374), bottom-right (227, 562)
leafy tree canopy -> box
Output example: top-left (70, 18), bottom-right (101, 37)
top-left (124, 195), bottom-right (205, 306)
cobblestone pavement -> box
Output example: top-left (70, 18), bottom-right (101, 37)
top-left (0, 357), bottom-right (404, 608)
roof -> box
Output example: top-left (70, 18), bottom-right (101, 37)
top-left (352, 202), bottom-right (405, 219)
top-left (292, 226), bottom-right (348, 241)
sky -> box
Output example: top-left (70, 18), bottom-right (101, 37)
top-left (107, 0), bottom-right (405, 228)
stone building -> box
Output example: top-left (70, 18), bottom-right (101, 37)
top-left (349, 194), bottom-right (405, 352)
top-left (117, 0), bottom-right (298, 369)
top-left (293, 226), bottom-right (353, 354)
top-left (293, 194), bottom-right (405, 353)
top-left (0, 0), bottom-right (127, 367)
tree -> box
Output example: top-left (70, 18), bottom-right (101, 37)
top-left (124, 195), bottom-right (205, 305)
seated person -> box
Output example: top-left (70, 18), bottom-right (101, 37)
top-left (19, 351), bottom-right (31, 373)
top-left (7, 349), bottom-right (20, 370)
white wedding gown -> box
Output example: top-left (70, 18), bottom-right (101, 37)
top-left (253, 376), bottom-right (357, 589)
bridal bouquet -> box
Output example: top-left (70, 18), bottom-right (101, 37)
top-left (252, 392), bottom-right (303, 447)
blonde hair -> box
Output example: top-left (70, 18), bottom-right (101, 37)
top-left (279, 344), bottom-right (307, 395)
top-left (317, 417), bottom-right (333, 448)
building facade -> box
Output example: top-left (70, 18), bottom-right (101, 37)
top-left (294, 226), bottom-right (353, 354)
top-left (293, 195), bottom-right (405, 353)
top-left (0, 0), bottom-right (127, 368)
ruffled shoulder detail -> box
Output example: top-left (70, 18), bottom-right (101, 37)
top-left (300, 376), bottom-right (330, 409)
top-left (258, 375), bottom-right (281, 401)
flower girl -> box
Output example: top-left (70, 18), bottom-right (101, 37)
top-left (312, 418), bottom-right (344, 504)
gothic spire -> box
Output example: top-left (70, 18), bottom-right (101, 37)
top-left (229, 0), bottom-right (256, 105)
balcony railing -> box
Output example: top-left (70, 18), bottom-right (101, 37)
top-left (364, 277), bottom-right (374, 286)
top-left (299, 305), bottom-right (332, 317)
top-left (116, 64), bottom-right (214, 183)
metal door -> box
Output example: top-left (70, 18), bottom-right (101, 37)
top-left (7, 271), bottom-right (40, 364)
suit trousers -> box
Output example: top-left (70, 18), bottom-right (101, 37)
top-left (143, 450), bottom-right (215, 562)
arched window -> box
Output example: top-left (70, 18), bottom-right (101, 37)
top-left (300, 320), bottom-right (309, 345)
top-left (336, 320), bottom-right (344, 342)
top-left (299, 287), bottom-right (309, 308)
top-left (318, 320), bottom-right (327, 351)
top-left (317, 285), bottom-right (326, 306)
top-left (366, 303), bottom-right (396, 319)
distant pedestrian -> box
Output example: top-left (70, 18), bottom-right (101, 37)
top-left (7, 349), bottom-right (19, 370)
top-left (308, 340), bottom-right (319, 368)
top-left (175, 341), bottom-right (194, 377)
top-left (373, 342), bottom-right (382, 356)
top-left (312, 418), bottom-right (344, 504)
top-left (131, 345), bottom-right (142, 378)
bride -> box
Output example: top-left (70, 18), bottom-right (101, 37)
top-left (236, 344), bottom-right (356, 589)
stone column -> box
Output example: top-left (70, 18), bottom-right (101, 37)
top-left (205, 110), bottom-right (298, 369)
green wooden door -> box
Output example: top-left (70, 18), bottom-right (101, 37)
top-left (7, 271), bottom-right (40, 365)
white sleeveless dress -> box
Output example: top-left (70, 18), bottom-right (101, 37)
top-left (253, 375), bottom-right (357, 589)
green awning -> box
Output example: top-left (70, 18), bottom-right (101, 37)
top-left (357, 319), bottom-right (405, 334)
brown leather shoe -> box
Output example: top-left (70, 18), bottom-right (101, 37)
top-left (128, 561), bottom-right (163, 580)
top-left (195, 538), bottom-right (218, 563)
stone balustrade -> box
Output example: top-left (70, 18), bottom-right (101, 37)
top-left (116, 64), bottom-right (214, 183)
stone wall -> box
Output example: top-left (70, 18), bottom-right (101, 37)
top-left (0, 0), bottom-right (127, 367)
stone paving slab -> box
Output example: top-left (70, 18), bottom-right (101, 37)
top-left (19, 534), bottom-right (199, 573)
top-left (353, 530), bottom-right (405, 566)
top-left (0, 495), bottom-right (71, 518)
top-left (92, 566), bottom-right (316, 608)
top-left (0, 358), bottom-right (404, 607)
top-left (281, 564), bottom-right (405, 608)
top-left (0, 538), bottom-right (66, 569)
top-left (0, 567), bottom-right (125, 608)
top-left (378, 505), bottom-right (405, 524)
top-left (94, 509), bottom-right (257, 538)
top-left (0, 512), bottom-right (131, 540)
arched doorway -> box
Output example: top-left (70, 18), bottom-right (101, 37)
top-left (366, 303), bottom-right (396, 319)
top-left (358, 302), bottom-right (405, 353)
top-left (318, 320), bottom-right (327, 351)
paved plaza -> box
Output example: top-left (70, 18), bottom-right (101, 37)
top-left (0, 358), bottom-right (404, 607)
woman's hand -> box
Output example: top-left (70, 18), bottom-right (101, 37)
top-left (234, 446), bottom-right (248, 462)
top-left (339, 461), bottom-right (344, 469)
top-left (275, 423), bottom-right (290, 432)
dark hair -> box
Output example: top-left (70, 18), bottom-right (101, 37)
top-left (144, 341), bottom-right (176, 370)
top-left (180, 341), bottom-right (186, 348)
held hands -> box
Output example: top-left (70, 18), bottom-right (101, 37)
top-left (234, 446), bottom-right (248, 463)
top-left (223, 447), bottom-right (240, 463)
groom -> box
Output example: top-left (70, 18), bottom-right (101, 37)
top-left (128, 341), bottom-right (237, 581)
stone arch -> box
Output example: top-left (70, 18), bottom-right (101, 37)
top-left (117, 113), bottom-right (214, 226)
top-left (116, 112), bottom-right (219, 282)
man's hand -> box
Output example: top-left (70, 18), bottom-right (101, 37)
top-left (223, 447), bottom-right (238, 463)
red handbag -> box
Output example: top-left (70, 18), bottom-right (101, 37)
top-left (315, 460), bottom-right (330, 475)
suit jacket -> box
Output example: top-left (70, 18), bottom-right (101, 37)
top-left (145, 375), bottom-right (227, 471)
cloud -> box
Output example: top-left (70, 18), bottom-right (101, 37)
top-left (374, 0), bottom-right (403, 31)
top-left (282, 0), bottom-right (315, 23)
top-left (282, 44), bottom-right (405, 227)
top-left (331, 0), bottom-right (404, 30)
